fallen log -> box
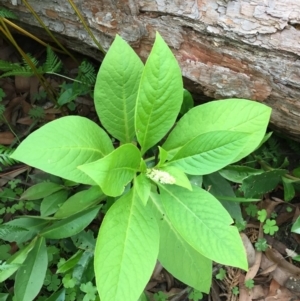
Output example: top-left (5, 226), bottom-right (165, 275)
top-left (2, 0), bottom-right (300, 140)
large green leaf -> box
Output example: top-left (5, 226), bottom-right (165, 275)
top-left (10, 116), bottom-right (114, 185)
top-left (94, 187), bottom-right (159, 301)
top-left (149, 192), bottom-right (212, 292)
top-left (163, 99), bottom-right (271, 161)
top-left (135, 32), bottom-right (183, 154)
top-left (40, 206), bottom-right (100, 239)
top-left (15, 237), bottom-right (48, 301)
top-left (165, 131), bottom-right (251, 175)
top-left (21, 182), bottom-right (63, 200)
top-left (94, 35), bottom-right (144, 143)
top-left (54, 186), bottom-right (104, 219)
top-left (159, 184), bottom-right (247, 269)
top-left (78, 144), bottom-right (141, 197)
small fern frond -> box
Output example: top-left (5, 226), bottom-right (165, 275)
top-left (0, 224), bottom-right (27, 240)
top-left (78, 60), bottom-right (96, 85)
top-left (0, 145), bottom-right (18, 166)
top-left (267, 136), bottom-right (280, 154)
top-left (0, 60), bottom-right (22, 72)
top-left (22, 53), bottom-right (39, 69)
top-left (0, 7), bottom-right (18, 20)
top-left (28, 107), bottom-right (45, 120)
top-left (0, 67), bottom-right (35, 78)
top-left (43, 46), bottom-right (62, 73)
top-left (287, 139), bottom-right (300, 154)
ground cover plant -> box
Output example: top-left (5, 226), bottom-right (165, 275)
top-left (6, 32), bottom-right (272, 301)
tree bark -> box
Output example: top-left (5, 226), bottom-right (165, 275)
top-left (2, 0), bottom-right (300, 140)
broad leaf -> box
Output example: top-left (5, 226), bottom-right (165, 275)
top-left (241, 169), bottom-right (286, 197)
top-left (15, 237), bottom-right (48, 301)
top-left (21, 182), bottom-right (63, 200)
top-left (73, 251), bottom-right (93, 284)
top-left (135, 32), bottom-right (183, 154)
top-left (163, 99), bottom-right (271, 161)
top-left (56, 250), bottom-right (83, 274)
top-left (94, 188), bottom-right (159, 301)
top-left (94, 35), bottom-right (144, 143)
top-left (180, 89), bottom-right (194, 115)
top-left (159, 184), bottom-right (247, 269)
top-left (78, 144), bottom-right (141, 197)
top-left (54, 186), bottom-right (104, 219)
top-left (150, 192), bottom-right (212, 292)
top-left (71, 230), bottom-right (96, 251)
top-left (40, 206), bottom-right (100, 239)
top-left (219, 165), bottom-right (263, 183)
top-left (282, 176), bottom-right (295, 202)
top-left (41, 189), bottom-right (68, 217)
top-left (10, 116), bottom-right (114, 185)
top-left (165, 131), bottom-right (251, 175)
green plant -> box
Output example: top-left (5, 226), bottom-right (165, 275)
top-left (188, 289), bottom-right (203, 301)
top-left (244, 279), bottom-right (254, 289)
top-left (232, 286), bottom-right (239, 295)
top-left (9, 33), bottom-right (271, 301)
top-left (216, 268), bottom-right (226, 280)
top-left (153, 291), bottom-right (168, 301)
top-left (0, 145), bottom-right (17, 169)
top-left (0, 46), bottom-right (62, 78)
top-left (219, 132), bottom-right (300, 202)
top-left (255, 238), bottom-right (268, 251)
top-left (245, 203), bottom-right (258, 217)
top-left (57, 60), bottom-right (96, 110)
top-left (263, 219), bottom-right (279, 235)
top-left (257, 209), bottom-right (267, 223)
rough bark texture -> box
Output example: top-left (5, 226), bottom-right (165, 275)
top-left (2, 0), bottom-right (300, 140)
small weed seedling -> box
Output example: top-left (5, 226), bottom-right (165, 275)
top-left (232, 286), bottom-right (239, 295)
top-left (257, 209), bottom-right (267, 223)
top-left (263, 219), bottom-right (279, 235)
top-left (188, 288), bottom-right (203, 301)
top-left (216, 268), bottom-right (226, 280)
top-left (8, 33), bottom-right (271, 301)
top-left (255, 238), bottom-right (268, 252)
top-left (154, 291), bottom-right (168, 301)
top-left (244, 279), bottom-right (255, 290)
